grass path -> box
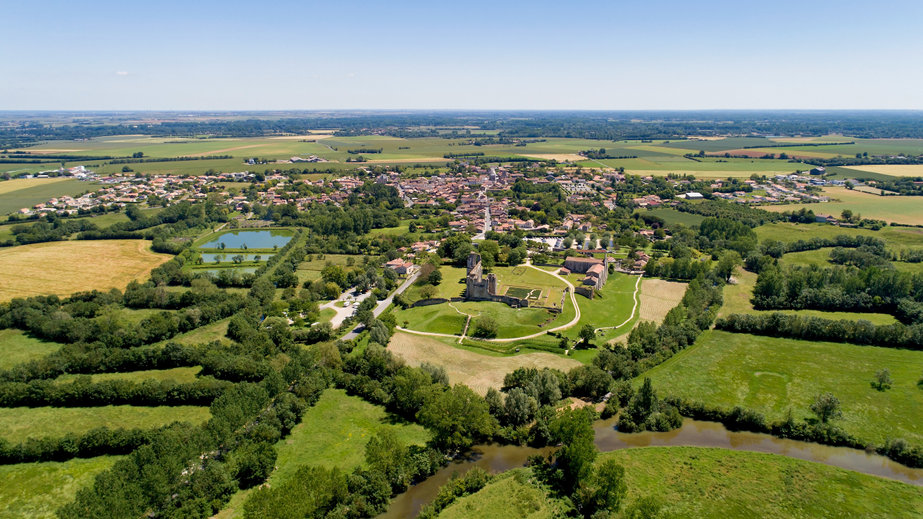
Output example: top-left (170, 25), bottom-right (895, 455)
top-left (595, 274), bottom-right (642, 332)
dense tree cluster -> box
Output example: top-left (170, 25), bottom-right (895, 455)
top-left (715, 312), bottom-right (923, 350)
top-left (752, 263), bottom-right (923, 319)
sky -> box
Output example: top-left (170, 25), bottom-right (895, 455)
top-left (2, 0), bottom-right (922, 111)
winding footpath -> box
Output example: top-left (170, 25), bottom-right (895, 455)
top-left (395, 260), bottom-right (584, 343)
top-left (595, 273), bottom-right (643, 333)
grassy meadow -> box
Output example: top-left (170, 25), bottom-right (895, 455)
top-left (602, 447), bottom-right (923, 518)
top-left (0, 405), bottom-right (211, 443)
top-left (0, 456), bottom-right (122, 519)
top-left (216, 388), bottom-right (430, 518)
top-left (437, 468), bottom-right (564, 519)
top-left (0, 329), bottom-right (61, 370)
top-left (720, 269), bottom-right (898, 325)
top-left (0, 239), bottom-right (171, 301)
top-left (642, 330), bottom-right (923, 446)
top-left (387, 332), bottom-right (581, 395)
top-left (755, 221), bottom-right (923, 250)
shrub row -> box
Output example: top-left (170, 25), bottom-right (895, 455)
top-left (0, 377), bottom-right (230, 408)
top-left (715, 312), bottom-right (923, 351)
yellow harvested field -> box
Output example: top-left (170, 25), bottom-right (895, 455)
top-left (388, 332), bottom-right (581, 395)
top-left (637, 278), bottom-right (686, 324)
top-left (522, 153), bottom-right (587, 162)
top-left (0, 178), bottom-right (73, 195)
top-left (842, 164), bottom-right (923, 177)
top-left (0, 240), bottom-right (171, 301)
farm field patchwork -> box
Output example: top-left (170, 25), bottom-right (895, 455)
top-left (388, 331), bottom-right (581, 395)
top-left (760, 187), bottom-right (923, 226)
top-left (0, 405), bottom-right (211, 443)
top-left (0, 240), bottom-right (171, 301)
top-left (0, 179), bottom-right (101, 216)
top-left (642, 330), bottom-right (923, 446)
top-left (0, 456), bottom-right (123, 519)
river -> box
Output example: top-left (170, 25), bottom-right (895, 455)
top-left (380, 418), bottom-right (923, 518)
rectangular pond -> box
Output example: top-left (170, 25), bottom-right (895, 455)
top-left (198, 230), bottom-right (292, 250)
top-left (200, 253), bottom-right (274, 263)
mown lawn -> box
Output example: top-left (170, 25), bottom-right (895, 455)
top-left (403, 267), bottom-right (468, 302)
top-left (0, 456), bottom-right (122, 519)
top-left (0, 329), bottom-right (61, 370)
top-left (563, 273), bottom-right (640, 342)
top-left (602, 447), bottom-right (923, 518)
top-left (0, 405), bottom-right (211, 443)
top-left (642, 330), bottom-right (923, 446)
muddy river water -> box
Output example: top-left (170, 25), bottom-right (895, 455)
top-left (380, 418), bottom-right (923, 518)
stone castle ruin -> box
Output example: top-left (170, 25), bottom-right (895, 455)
top-left (465, 251), bottom-right (529, 308)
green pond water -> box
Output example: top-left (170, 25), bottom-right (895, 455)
top-left (199, 230), bottom-right (292, 250)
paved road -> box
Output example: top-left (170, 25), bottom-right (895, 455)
top-left (342, 270), bottom-right (421, 340)
top-left (473, 202), bottom-right (490, 240)
top-left (320, 288), bottom-right (373, 329)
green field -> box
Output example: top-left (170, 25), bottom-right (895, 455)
top-left (761, 187), bottom-right (923, 226)
top-left (0, 405), bottom-right (211, 443)
top-left (0, 456), bottom-right (122, 519)
top-left (395, 299), bottom-right (563, 339)
top-left (602, 447), bottom-right (923, 518)
top-left (0, 329), bottom-right (61, 370)
top-left (491, 265), bottom-right (568, 309)
top-left (755, 221), bottom-right (923, 250)
top-left (640, 207), bottom-right (706, 227)
top-left (564, 273), bottom-right (640, 342)
top-left (5, 134), bottom-right (894, 179)
top-left (217, 389), bottom-right (430, 518)
top-left (720, 270), bottom-right (897, 325)
top-left (296, 253), bottom-right (369, 285)
top-left (437, 468), bottom-right (564, 519)
top-left (0, 179), bottom-right (101, 215)
top-left (403, 267), bottom-right (468, 301)
top-left (439, 447), bottom-right (923, 518)
top-left (643, 330), bottom-right (923, 446)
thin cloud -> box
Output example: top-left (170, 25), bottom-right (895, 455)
top-left (115, 71), bottom-right (129, 76)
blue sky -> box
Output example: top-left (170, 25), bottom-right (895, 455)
top-left (3, 0), bottom-right (921, 110)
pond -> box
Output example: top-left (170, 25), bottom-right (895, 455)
top-left (379, 418), bottom-right (923, 519)
top-left (198, 230), bottom-right (292, 250)
top-left (200, 253), bottom-right (274, 263)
